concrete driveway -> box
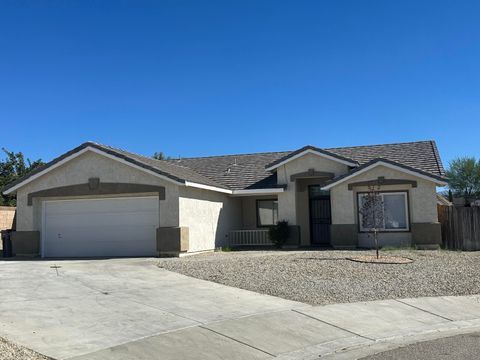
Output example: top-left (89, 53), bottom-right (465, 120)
top-left (0, 258), bottom-right (307, 359)
top-left (2, 259), bottom-right (480, 360)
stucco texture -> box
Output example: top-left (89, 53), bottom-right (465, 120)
top-left (15, 151), bottom-right (180, 232)
top-left (276, 153), bottom-right (349, 226)
top-left (179, 187), bottom-right (241, 252)
top-left (329, 165), bottom-right (438, 247)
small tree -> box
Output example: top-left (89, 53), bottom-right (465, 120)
top-left (0, 148), bottom-right (44, 206)
top-left (446, 157), bottom-right (480, 206)
top-left (152, 152), bottom-right (172, 160)
top-left (268, 220), bottom-right (290, 248)
top-left (359, 185), bottom-right (384, 259)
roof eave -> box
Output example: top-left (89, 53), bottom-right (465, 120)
top-left (231, 188), bottom-right (285, 197)
top-left (321, 159), bottom-right (448, 191)
top-left (2, 143), bottom-right (190, 195)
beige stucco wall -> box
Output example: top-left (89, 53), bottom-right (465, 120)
top-left (179, 187), bottom-right (241, 252)
top-left (330, 165), bottom-right (439, 247)
top-left (330, 165), bottom-right (438, 225)
top-left (358, 232), bottom-right (412, 248)
top-left (15, 151), bottom-right (180, 232)
top-left (276, 153), bottom-right (350, 225)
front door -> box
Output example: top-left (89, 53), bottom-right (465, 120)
top-left (309, 185), bottom-right (331, 246)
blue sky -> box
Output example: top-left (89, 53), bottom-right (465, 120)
top-left (1, 1), bottom-right (479, 168)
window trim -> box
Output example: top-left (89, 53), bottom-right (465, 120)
top-left (357, 190), bottom-right (410, 233)
top-left (256, 199), bottom-right (279, 228)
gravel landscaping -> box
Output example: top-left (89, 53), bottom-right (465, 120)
top-left (157, 249), bottom-right (480, 305)
top-left (0, 337), bottom-right (51, 360)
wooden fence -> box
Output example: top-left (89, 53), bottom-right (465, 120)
top-left (438, 205), bottom-right (480, 250)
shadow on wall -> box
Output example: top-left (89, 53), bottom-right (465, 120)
top-left (214, 199), bottom-right (242, 249)
top-left (180, 190), bottom-right (242, 251)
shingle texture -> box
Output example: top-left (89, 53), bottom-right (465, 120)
top-left (3, 140), bottom-right (446, 193)
top-left (326, 141), bottom-right (446, 177)
top-left (169, 151), bottom-right (290, 190)
top-left (96, 143), bottom-right (229, 188)
top-left (322, 157), bottom-right (447, 189)
top-left (2, 142), bottom-right (228, 193)
top-left (170, 140), bottom-right (445, 190)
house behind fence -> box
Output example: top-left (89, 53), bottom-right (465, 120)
top-left (438, 205), bottom-right (480, 250)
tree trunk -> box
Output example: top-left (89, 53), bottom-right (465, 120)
top-left (374, 229), bottom-right (379, 259)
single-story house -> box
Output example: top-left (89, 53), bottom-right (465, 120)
top-left (2, 140), bottom-right (447, 257)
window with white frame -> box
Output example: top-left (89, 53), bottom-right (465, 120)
top-left (256, 199), bottom-right (279, 227)
top-left (358, 192), bottom-right (409, 231)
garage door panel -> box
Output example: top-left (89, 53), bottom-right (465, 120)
top-left (46, 212), bottom-right (158, 227)
top-left (43, 197), bottom-right (159, 257)
top-left (45, 198), bottom-right (157, 215)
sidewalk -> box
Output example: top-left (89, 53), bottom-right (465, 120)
top-left (71, 294), bottom-right (480, 360)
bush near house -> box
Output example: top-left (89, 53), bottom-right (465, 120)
top-left (268, 220), bottom-right (290, 248)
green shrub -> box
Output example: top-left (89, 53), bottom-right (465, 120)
top-left (268, 220), bottom-right (290, 248)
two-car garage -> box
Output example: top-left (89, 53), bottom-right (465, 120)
top-left (2, 142), bottom-right (215, 258)
top-left (42, 196), bottom-right (159, 257)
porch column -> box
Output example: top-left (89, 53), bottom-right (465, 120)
top-left (277, 184), bottom-right (297, 225)
top-left (330, 185), bottom-right (358, 248)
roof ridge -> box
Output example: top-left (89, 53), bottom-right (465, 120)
top-left (168, 150), bottom-right (292, 161)
top-left (167, 140), bottom-right (436, 161)
top-left (325, 139), bottom-right (434, 151)
top-left (96, 142), bottom-right (195, 169)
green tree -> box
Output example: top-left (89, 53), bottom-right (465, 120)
top-left (152, 152), bottom-right (172, 160)
top-left (446, 157), bottom-right (480, 205)
top-left (0, 148), bottom-right (44, 206)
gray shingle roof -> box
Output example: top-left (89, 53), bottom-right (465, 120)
top-left (325, 141), bottom-right (446, 177)
top-left (96, 143), bottom-right (228, 188)
top-left (169, 151), bottom-right (290, 190)
top-left (2, 142), bottom-right (228, 193)
top-left (170, 140), bottom-right (446, 190)
top-left (3, 140), bottom-right (446, 194)
top-left (322, 157), bottom-right (447, 190)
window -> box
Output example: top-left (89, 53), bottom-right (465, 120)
top-left (358, 192), bottom-right (409, 232)
top-left (309, 185), bottom-right (330, 199)
top-left (257, 199), bottom-right (279, 227)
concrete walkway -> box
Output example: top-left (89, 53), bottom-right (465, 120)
top-left (1, 259), bottom-right (480, 360)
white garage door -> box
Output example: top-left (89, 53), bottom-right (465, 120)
top-left (42, 196), bottom-right (159, 257)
